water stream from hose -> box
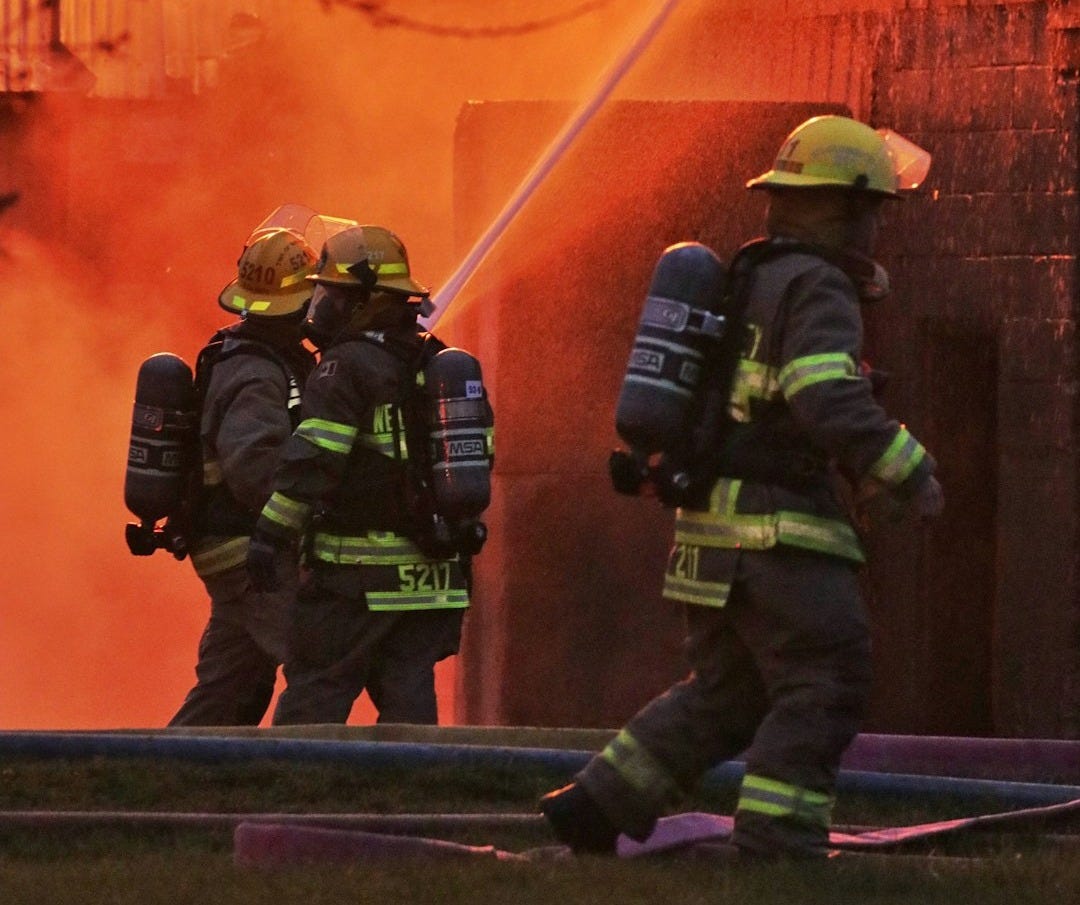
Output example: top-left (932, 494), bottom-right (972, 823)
top-left (421, 0), bottom-right (682, 328)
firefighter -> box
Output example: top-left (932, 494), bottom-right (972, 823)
top-left (246, 225), bottom-right (472, 725)
top-left (540, 115), bottom-right (944, 858)
top-left (169, 226), bottom-right (319, 726)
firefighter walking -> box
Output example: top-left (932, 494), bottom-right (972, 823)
top-left (246, 225), bottom-right (489, 725)
top-left (541, 115), bottom-right (944, 859)
top-left (169, 227), bottom-right (319, 726)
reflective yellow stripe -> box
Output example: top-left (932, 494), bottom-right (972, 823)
top-left (674, 478), bottom-right (864, 562)
top-left (229, 296), bottom-right (272, 313)
top-left (600, 729), bottom-right (682, 809)
top-left (737, 773), bottom-right (834, 828)
top-left (311, 531), bottom-right (427, 565)
top-left (280, 267), bottom-right (315, 288)
top-left (366, 589), bottom-right (469, 611)
top-left (778, 352), bottom-right (856, 398)
top-left (202, 458), bottom-right (223, 486)
top-left (376, 262), bottom-right (409, 276)
top-left (355, 430), bottom-right (407, 458)
top-left (728, 358), bottom-right (781, 423)
top-left (190, 536), bottom-right (249, 578)
top-left (776, 512), bottom-right (863, 561)
top-left (295, 418), bottom-right (358, 455)
top-left (662, 574), bottom-right (731, 607)
top-left (261, 491), bottom-right (312, 532)
top-left (869, 426), bottom-right (926, 485)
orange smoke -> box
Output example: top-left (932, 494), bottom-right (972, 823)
top-left (0, 0), bottom-right (668, 728)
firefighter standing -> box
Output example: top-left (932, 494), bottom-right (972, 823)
top-left (540, 115), bottom-right (944, 858)
top-left (246, 225), bottom-right (477, 725)
top-left (170, 227), bottom-right (319, 726)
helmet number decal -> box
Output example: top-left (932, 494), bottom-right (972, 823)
top-left (240, 261), bottom-right (276, 288)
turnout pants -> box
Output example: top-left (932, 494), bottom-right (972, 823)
top-left (169, 553), bottom-right (294, 727)
top-left (272, 564), bottom-right (465, 725)
top-left (577, 547), bottom-right (872, 857)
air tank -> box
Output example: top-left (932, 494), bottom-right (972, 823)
top-left (423, 348), bottom-right (491, 522)
top-left (615, 241), bottom-right (729, 455)
top-left (123, 353), bottom-right (196, 556)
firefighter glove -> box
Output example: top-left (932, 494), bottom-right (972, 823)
top-left (247, 534), bottom-right (283, 592)
top-left (913, 475), bottom-right (944, 519)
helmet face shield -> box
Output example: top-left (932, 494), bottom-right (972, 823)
top-left (877, 128), bottom-right (931, 191)
top-left (747, 115), bottom-right (932, 198)
top-left (249, 204), bottom-right (359, 251)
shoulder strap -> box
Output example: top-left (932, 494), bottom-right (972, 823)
top-left (195, 330), bottom-right (304, 424)
top-left (680, 238), bottom-right (815, 485)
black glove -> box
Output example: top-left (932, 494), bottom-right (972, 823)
top-left (912, 475), bottom-right (944, 519)
top-left (453, 520), bottom-right (488, 556)
top-left (609, 449), bottom-right (648, 496)
top-left (247, 535), bottom-right (283, 592)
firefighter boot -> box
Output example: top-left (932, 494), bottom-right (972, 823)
top-left (539, 782), bottom-right (619, 854)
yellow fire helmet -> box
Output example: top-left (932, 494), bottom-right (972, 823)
top-left (218, 227), bottom-right (318, 317)
top-left (309, 224), bottom-right (430, 299)
top-left (746, 115), bottom-right (931, 198)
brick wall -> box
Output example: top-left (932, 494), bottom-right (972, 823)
top-left (453, 0), bottom-right (1080, 736)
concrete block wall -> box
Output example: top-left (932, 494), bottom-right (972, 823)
top-left (452, 0), bottom-right (1080, 736)
top-left (870, 1), bottom-right (1079, 736)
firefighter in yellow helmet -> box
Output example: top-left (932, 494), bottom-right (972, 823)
top-left (540, 115), bottom-right (943, 858)
top-left (169, 226), bottom-right (319, 726)
top-left (246, 225), bottom-right (489, 725)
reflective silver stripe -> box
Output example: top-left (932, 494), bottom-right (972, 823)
top-left (778, 352), bottom-right (855, 398)
top-left (261, 492), bottom-right (312, 531)
top-left (294, 418), bottom-right (358, 455)
top-left (286, 375), bottom-right (301, 412)
top-left (355, 431), bottom-right (408, 459)
top-left (190, 536), bottom-right (249, 578)
top-left (870, 427), bottom-right (926, 485)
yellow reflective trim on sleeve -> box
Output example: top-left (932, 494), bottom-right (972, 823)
top-left (778, 352), bottom-right (856, 398)
top-left (295, 418), bottom-right (358, 455)
top-left (261, 491), bottom-right (312, 532)
top-left (190, 536), bottom-right (249, 578)
top-left (869, 427), bottom-right (926, 485)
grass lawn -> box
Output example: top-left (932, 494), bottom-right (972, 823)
top-left (1, 736), bottom-right (1078, 904)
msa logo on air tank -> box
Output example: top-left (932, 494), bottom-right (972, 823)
top-left (447, 438), bottom-right (486, 458)
top-left (630, 348), bottom-right (664, 374)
